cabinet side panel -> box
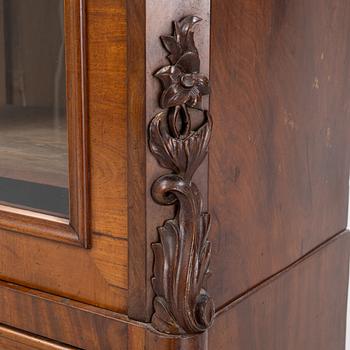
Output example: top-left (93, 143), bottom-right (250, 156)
top-left (209, 232), bottom-right (350, 350)
top-left (209, 0), bottom-right (350, 307)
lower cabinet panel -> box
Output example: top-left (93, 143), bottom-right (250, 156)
top-left (209, 231), bottom-right (350, 350)
top-left (0, 232), bottom-right (348, 349)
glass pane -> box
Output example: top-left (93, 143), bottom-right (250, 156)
top-left (0, 0), bottom-right (68, 217)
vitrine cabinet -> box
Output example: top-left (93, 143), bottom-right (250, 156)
top-left (0, 1), bottom-right (349, 349)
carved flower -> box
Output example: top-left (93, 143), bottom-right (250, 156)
top-left (154, 15), bottom-right (210, 109)
top-left (155, 66), bottom-right (209, 109)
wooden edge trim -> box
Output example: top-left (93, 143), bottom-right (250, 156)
top-left (127, 0), bottom-right (149, 321)
top-left (0, 324), bottom-right (78, 350)
top-left (216, 230), bottom-right (350, 317)
top-left (0, 0), bottom-right (90, 248)
top-left (0, 280), bottom-right (208, 350)
top-left (1, 234), bottom-right (348, 349)
top-left (65, 0), bottom-right (90, 248)
top-left (0, 205), bottom-right (80, 246)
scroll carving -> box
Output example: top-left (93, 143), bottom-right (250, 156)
top-left (149, 16), bottom-right (215, 335)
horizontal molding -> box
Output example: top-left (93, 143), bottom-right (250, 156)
top-left (0, 280), bottom-right (207, 350)
top-left (0, 324), bottom-right (77, 350)
top-left (1, 233), bottom-right (347, 348)
top-left (216, 230), bottom-right (350, 315)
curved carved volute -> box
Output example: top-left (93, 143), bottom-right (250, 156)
top-left (149, 16), bottom-right (215, 335)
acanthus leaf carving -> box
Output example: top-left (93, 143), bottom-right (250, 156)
top-left (149, 15), bottom-right (215, 335)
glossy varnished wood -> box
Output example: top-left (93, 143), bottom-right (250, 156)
top-left (127, 0), bottom-right (211, 323)
top-left (0, 0), bottom-right (128, 313)
top-left (1, 1), bottom-right (349, 348)
top-left (64, 0), bottom-right (90, 247)
top-left (148, 16), bottom-right (214, 334)
top-left (127, 0), bottom-right (147, 321)
top-left (209, 0), bottom-right (350, 307)
top-left (0, 0), bottom-right (90, 247)
top-left (1, 233), bottom-right (347, 349)
top-left (209, 231), bottom-right (350, 350)
top-left (88, 0), bottom-right (128, 240)
top-left (0, 325), bottom-right (77, 350)
top-left (0, 280), bottom-right (208, 350)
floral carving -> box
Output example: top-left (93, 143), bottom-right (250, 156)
top-left (149, 16), bottom-right (215, 335)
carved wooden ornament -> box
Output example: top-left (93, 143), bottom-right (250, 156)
top-left (149, 16), bottom-right (215, 335)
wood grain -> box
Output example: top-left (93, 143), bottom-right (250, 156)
top-left (208, 231), bottom-right (350, 350)
top-left (88, 0), bottom-right (128, 239)
top-left (209, 0), bottom-right (350, 308)
top-left (0, 0), bottom-right (128, 313)
top-left (127, 0), bottom-right (147, 321)
top-left (65, 0), bottom-right (90, 247)
top-left (0, 324), bottom-right (77, 350)
top-left (0, 0), bottom-right (90, 247)
top-left (0, 280), bottom-right (208, 350)
top-left (2, 232), bottom-right (347, 349)
top-left (127, 0), bottom-right (211, 323)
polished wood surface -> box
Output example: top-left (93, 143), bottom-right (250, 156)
top-left (209, 0), bottom-right (350, 308)
top-left (0, 324), bottom-right (77, 350)
top-left (0, 0), bottom-right (128, 313)
top-left (65, 0), bottom-right (90, 247)
top-left (127, 0), bottom-right (211, 323)
top-left (88, 0), bottom-right (128, 240)
top-left (0, 0), bottom-right (90, 247)
top-left (0, 0), bottom-right (349, 348)
top-left (209, 231), bottom-right (350, 350)
top-left (0, 280), bottom-right (207, 350)
top-left (1, 233), bottom-right (347, 349)
top-left (127, 0), bottom-right (147, 321)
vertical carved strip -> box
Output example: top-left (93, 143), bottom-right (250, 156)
top-left (149, 16), bottom-right (214, 335)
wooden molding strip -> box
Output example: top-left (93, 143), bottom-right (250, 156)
top-left (0, 0), bottom-right (90, 248)
top-left (0, 280), bottom-right (207, 350)
top-left (1, 233), bottom-right (348, 349)
top-left (0, 324), bottom-right (77, 350)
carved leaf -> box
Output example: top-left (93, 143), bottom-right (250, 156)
top-left (176, 51), bottom-right (200, 73)
top-left (149, 111), bottom-right (212, 181)
top-left (175, 16), bottom-right (202, 54)
top-left (154, 65), bottom-right (182, 89)
top-left (150, 175), bottom-right (214, 334)
top-left (160, 84), bottom-right (189, 109)
top-left (161, 35), bottom-right (182, 65)
top-left (152, 297), bottom-right (185, 334)
top-left (149, 15), bottom-right (215, 336)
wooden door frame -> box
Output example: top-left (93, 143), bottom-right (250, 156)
top-left (0, 0), bottom-right (90, 248)
top-left (0, 0), bottom-right (6, 106)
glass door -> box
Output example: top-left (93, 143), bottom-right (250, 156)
top-left (0, 0), bottom-right (68, 217)
top-left (0, 0), bottom-right (89, 247)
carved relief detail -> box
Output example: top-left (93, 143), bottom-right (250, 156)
top-left (149, 16), bottom-right (215, 335)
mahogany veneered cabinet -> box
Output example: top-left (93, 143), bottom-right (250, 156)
top-left (0, 1), bottom-right (349, 349)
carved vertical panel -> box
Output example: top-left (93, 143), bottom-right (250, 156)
top-left (149, 16), bottom-right (215, 335)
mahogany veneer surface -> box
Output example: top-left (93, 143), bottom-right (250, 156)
top-left (0, 0), bottom-right (349, 349)
top-left (209, 231), bottom-right (350, 350)
top-left (0, 0), bottom-right (128, 313)
top-left (0, 233), bottom-right (348, 349)
top-left (0, 325), bottom-right (77, 350)
top-left (209, 0), bottom-right (350, 307)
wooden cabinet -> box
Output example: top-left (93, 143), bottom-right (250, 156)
top-left (0, 1), bottom-right (349, 349)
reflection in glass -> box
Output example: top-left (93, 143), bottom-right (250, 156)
top-left (0, 0), bottom-right (68, 217)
